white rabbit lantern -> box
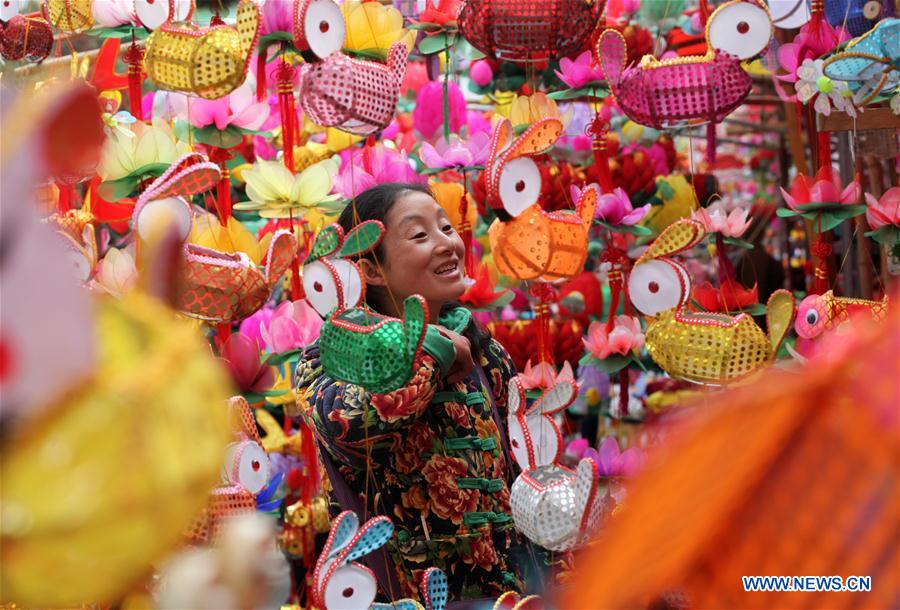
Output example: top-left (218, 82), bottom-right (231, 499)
top-left (314, 511), bottom-right (450, 610)
top-left (187, 396), bottom-right (274, 545)
top-left (313, 511), bottom-right (394, 610)
top-left (507, 376), bottom-right (603, 552)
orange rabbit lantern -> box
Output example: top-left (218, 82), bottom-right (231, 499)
top-left (486, 117), bottom-right (596, 281)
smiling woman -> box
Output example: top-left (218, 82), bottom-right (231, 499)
top-left (294, 183), bottom-right (544, 604)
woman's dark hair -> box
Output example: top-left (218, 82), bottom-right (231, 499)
top-left (336, 182), bottom-right (492, 359)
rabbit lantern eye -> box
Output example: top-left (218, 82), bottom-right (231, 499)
top-left (498, 157), bottom-right (542, 218)
top-left (708, 0), bottom-right (773, 60)
top-left (628, 259), bottom-right (689, 316)
top-left (323, 565), bottom-right (377, 610)
top-left (303, 0), bottom-right (345, 58)
top-left (135, 0), bottom-right (192, 30)
top-left (303, 259), bottom-right (363, 318)
top-left (223, 441), bottom-right (270, 494)
top-left (1, 0), bottom-right (20, 21)
top-left (135, 197), bottom-right (192, 243)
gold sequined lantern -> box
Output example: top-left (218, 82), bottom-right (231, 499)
top-left (143, 0), bottom-right (260, 100)
top-left (45, 0), bottom-right (94, 33)
top-left (628, 219), bottom-right (796, 385)
top-left (0, 294), bottom-right (232, 606)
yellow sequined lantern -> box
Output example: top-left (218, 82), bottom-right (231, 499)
top-left (628, 219), bottom-right (795, 385)
top-left (0, 294), bottom-right (232, 607)
top-left (143, 0), bottom-right (259, 100)
top-left (486, 118), bottom-right (596, 281)
top-left (46, 0), bottom-right (94, 33)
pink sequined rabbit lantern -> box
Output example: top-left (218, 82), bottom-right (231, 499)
top-left (507, 375), bottom-right (603, 552)
top-left (596, 0), bottom-right (773, 129)
top-left (294, 0), bottom-right (409, 135)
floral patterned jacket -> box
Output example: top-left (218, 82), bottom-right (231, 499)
top-left (294, 308), bottom-right (538, 601)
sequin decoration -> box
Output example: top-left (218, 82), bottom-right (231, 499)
top-left (457, 0), bottom-right (602, 64)
top-left (46, 0), bottom-right (94, 33)
top-left (507, 376), bottom-right (603, 551)
top-left (0, 15), bottom-right (53, 62)
top-left (298, 42), bottom-right (409, 135)
top-left (319, 295), bottom-right (427, 394)
top-left (143, 0), bottom-right (260, 100)
top-left (823, 18), bottom-right (899, 105)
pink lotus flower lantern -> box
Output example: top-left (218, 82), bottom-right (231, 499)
top-left (780, 169), bottom-right (861, 212)
top-left (518, 360), bottom-right (575, 391)
top-left (333, 143), bottom-right (423, 198)
top-left (583, 316), bottom-right (645, 360)
top-left (166, 82), bottom-right (270, 131)
top-left (589, 187), bottom-right (650, 226)
top-left (691, 201), bottom-right (753, 238)
top-left (864, 188), bottom-right (900, 230)
top-left (554, 51), bottom-right (604, 89)
top-left (259, 300), bottom-right (324, 354)
top-left (418, 132), bottom-right (490, 169)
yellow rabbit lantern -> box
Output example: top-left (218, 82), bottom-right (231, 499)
top-left (627, 219), bottom-right (796, 385)
top-left (486, 117), bottom-right (597, 282)
top-left (143, 0), bottom-right (260, 100)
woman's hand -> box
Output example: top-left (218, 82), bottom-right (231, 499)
top-left (433, 326), bottom-right (474, 385)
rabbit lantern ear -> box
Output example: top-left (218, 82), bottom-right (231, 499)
top-left (421, 567), bottom-right (448, 610)
top-left (635, 219), bottom-right (705, 265)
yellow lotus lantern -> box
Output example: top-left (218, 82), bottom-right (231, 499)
top-left (341, 0), bottom-right (415, 55)
top-left (509, 92), bottom-right (560, 126)
top-left (431, 181), bottom-right (478, 233)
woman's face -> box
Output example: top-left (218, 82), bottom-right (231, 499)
top-left (362, 191), bottom-right (467, 316)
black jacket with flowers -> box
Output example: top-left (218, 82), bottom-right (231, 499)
top-left (294, 313), bottom-right (539, 602)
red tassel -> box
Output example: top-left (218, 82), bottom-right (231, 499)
top-left (817, 130), bottom-right (832, 179)
top-left (698, 0), bottom-right (710, 27)
top-left (589, 115), bottom-right (613, 193)
top-left (276, 62), bottom-right (296, 173)
top-left (363, 135), bottom-right (376, 174)
top-left (257, 47), bottom-right (268, 102)
top-left (209, 147), bottom-right (234, 223)
top-left (529, 284), bottom-right (555, 364)
top-left (812, 233), bottom-right (832, 294)
top-left (808, 0), bottom-right (824, 44)
top-left (124, 40), bottom-right (144, 120)
top-left (458, 185), bottom-right (478, 278)
top-left (706, 122), bottom-right (717, 166)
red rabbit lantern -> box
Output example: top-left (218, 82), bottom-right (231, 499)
top-left (457, 0), bottom-right (604, 63)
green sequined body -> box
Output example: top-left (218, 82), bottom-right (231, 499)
top-left (320, 297), bottom-right (426, 394)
